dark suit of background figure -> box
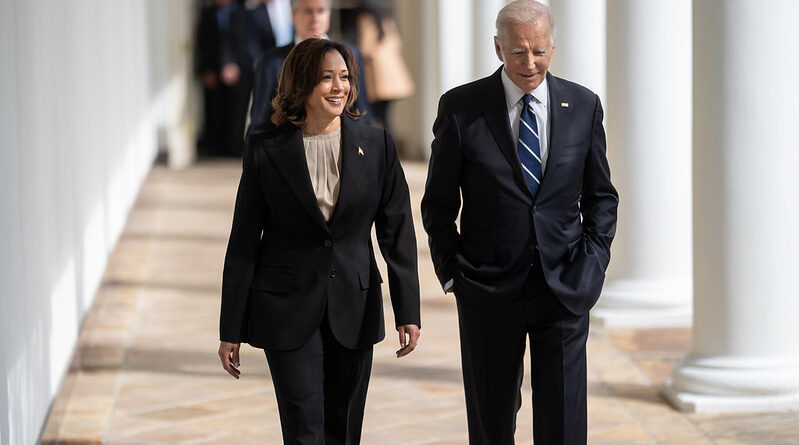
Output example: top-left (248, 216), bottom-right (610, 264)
top-left (220, 116), bottom-right (419, 443)
top-left (197, 0), bottom-right (253, 156)
top-left (246, 2), bottom-right (278, 64)
top-left (421, 69), bottom-right (618, 445)
top-left (247, 42), bottom-right (373, 136)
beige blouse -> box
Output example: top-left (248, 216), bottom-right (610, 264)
top-left (303, 127), bottom-right (342, 222)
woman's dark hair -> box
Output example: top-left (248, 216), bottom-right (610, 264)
top-left (271, 38), bottom-right (363, 127)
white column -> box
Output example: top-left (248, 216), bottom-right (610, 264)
top-left (147, 0), bottom-right (197, 169)
top-left (438, 0), bottom-right (474, 93)
top-left (547, 0), bottom-right (606, 103)
top-left (592, 0), bottom-right (693, 327)
top-left (395, 0), bottom-right (480, 160)
top-left (393, 0), bottom-right (441, 160)
top-left (472, 0), bottom-right (504, 79)
top-left (662, 0), bottom-right (799, 413)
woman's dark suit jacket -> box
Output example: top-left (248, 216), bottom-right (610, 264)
top-left (219, 117), bottom-right (420, 351)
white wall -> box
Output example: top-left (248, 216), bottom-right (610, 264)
top-left (0, 1), bottom-right (175, 443)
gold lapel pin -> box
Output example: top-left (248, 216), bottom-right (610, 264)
top-left (561, 102), bottom-right (569, 108)
top-left (358, 147), bottom-right (365, 156)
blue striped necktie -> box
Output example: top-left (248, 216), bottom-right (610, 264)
top-left (518, 93), bottom-right (542, 197)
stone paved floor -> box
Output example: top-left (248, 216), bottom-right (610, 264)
top-left (41, 160), bottom-right (799, 444)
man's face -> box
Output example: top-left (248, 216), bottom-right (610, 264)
top-left (292, 0), bottom-right (330, 41)
top-left (494, 19), bottom-right (554, 92)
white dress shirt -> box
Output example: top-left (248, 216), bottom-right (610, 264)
top-left (501, 69), bottom-right (551, 175)
top-left (267, 0), bottom-right (293, 47)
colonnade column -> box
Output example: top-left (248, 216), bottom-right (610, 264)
top-left (396, 0), bottom-right (508, 160)
top-left (164, 0), bottom-right (196, 169)
top-left (437, 0), bottom-right (474, 93)
top-left (547, 0), bottom-right (606, 102)
top-left (393, 0), bottom-right (441, 159)
top-left (592, 0), bottom-right (693, 327)
top-left (472, 0), bottom-right (505, 79)
top-left (662, 0), bottom-right (799, 412)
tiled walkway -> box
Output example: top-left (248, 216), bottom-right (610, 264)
top-left (42, 161), bottom-right (799, 444)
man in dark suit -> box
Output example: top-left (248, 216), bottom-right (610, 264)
top-left (421, 1), bottom-right (618, 444)
top-left (247, 0), bottom-right (371, 136)
top-left (197, 0), bottom-right (253, 156)
top-left (245, 0), bottom-right (278, 64)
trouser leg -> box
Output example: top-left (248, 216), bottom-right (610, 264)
top-left (529, 294), bottom-right (589, 445)
top-left (321, 320), bottom-right (373, 445)
top-left (265, 317), bottom-right (374, 445)
top-left (455, 294), bottom-right (527, 445)
top-left (226, 78), bottom-right (250, 156)
top-left (201, 86), bottom-right (223, 156)
top-left (265, 328), bottom-right (325, 445)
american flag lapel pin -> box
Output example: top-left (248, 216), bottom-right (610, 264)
top-left (358, 147), bottom-right (365, 156)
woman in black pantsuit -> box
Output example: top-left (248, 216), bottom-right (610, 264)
top-left (217, 38), bottom-right (421, 445)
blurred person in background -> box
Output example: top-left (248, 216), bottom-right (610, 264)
top-left (353, 0), bottom-right (414, 131)
top-left (197, 0), bottom-right (253, 157)
top-left (245, 0), bottom-right (293, 64)
top-left (247, 0), bottom-right (372, 137)
top-left (218, 38), bottom-right (420, 445)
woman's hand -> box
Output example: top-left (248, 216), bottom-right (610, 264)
top-left (218, 341), bottom-right (241, 379)
top-left (396, 325), bottom-right (420, 358)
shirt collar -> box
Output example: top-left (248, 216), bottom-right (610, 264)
top-left (501, 67), bottom-right (549, 110)
top-left (294, 34), bottom-right (329, 45)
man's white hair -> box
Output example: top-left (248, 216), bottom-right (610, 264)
top-left (290, 0), bottom-right (330, 11)
top-left (496, 0), bottom-right (556, 44)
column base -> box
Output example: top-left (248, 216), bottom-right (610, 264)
top-left (662, 384), bottom-right (799, 413)
top-left (662, 357), bottom-right (799, 413)
top-left (592, 278), bottom-right (692, 328)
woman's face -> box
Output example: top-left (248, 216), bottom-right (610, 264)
top-left (305, 50), bottom-right (350, 122)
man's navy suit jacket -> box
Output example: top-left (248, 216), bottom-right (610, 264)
top-left (247, 42), bottom-right (372, 136)
top-left (421, 68), bottom-right (618, 314)
top-left (246, 3), bottom-right (277, 63)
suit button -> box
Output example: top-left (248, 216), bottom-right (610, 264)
top-left (324, 240), bottom-right (332, 248)
top-left (330, 267), bottom-right (336, 278)
top-left (532, 205), bottom-right (538, 212)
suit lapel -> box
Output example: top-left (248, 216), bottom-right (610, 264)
top-left (481, 67), bottom-right (533, 200)
top-left (262, 127), bottom-right (330, 230)
top-left (537, 73), bottom-right (571, 201)
top-left (328, 117), bottom-right (364, 228)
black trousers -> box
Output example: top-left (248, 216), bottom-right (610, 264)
top-left (454, 261), bottom-right (590, 445)
top-left (200, 78), bottom-right (250, 157)
top-left (265, 314), bottom-right (373, 445)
